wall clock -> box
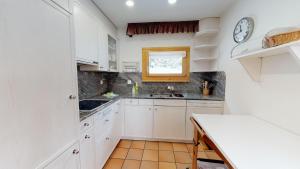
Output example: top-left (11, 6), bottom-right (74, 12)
top-left (233, 17), bottom-right (255, 43)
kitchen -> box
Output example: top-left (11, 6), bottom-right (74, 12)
top-left (1, 0), bottom-right (300, 169)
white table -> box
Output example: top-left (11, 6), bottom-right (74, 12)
top-left (191, 114), bottom-right (300, 169)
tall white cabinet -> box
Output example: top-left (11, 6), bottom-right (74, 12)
top-left (0, 0), bottom-right (79, 169)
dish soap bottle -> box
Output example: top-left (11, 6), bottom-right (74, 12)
top-left (134, 82), bottom-right (139, 95)
top-left (132, 83), bottom-right (136, 96)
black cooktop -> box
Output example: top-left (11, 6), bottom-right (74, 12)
top-left (79, 100), bottom-right (109, 111)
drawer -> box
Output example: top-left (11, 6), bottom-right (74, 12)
top-left (80, 117), bottom-right (94, 133)
top-left (124, 99), bottom-right (138, 105)
top-left (138, 99), bottom-right (153, 106)
top-left (94, 107), bottom-right (114, 137)
top-left (154, 99), bottom-right (186, 106)
top-left (187, 100), bottom-right (224, 108)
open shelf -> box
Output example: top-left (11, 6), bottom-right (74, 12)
top-left (232, 40), bottom-right (300, 81)
top-left (195, 29), bottom-right (219, 39)
top-left (194, 44), bottom-right (217, 50)
top-left (193, 57), bottom-right (217, 61)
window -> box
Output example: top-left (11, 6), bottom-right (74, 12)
top-left (142, 47), bottom-right (190, 82)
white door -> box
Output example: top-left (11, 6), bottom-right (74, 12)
top-left (80, 128), bottom-right (96, 169)
top-left (153, 106), bottom-right (186, 140)
top-left (0, 0), bottom-right (79, 168)
top-left (73, 2), bottom-right (99, 64)
top-left (124, 106), bottom-right (153, 138)
top-left (44, 143), bottom-right (80, 169)
top-left (186, 107), bottom-right (223, 140)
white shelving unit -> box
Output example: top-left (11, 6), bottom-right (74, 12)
top-left (194, 44), bottom-right (217, 50)
top-left (192, 18), bottom-right (220, 72)
top-left (232, 40), bottom-right (300, 81)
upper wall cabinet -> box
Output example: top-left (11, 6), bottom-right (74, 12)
top-left (52, 0), bottom-right (72, 13)
top-left (73, 2), bottom-right (99, 65)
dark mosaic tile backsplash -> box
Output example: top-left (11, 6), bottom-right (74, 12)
top-left (77, 68), bottom-right (226, 100)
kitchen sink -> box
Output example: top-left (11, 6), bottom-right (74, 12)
top-left (149, 93), bottom-right (184, 98)
top-left (79, 99), bottom-right (109, 112)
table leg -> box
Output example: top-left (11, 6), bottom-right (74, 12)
top-left (192, 126), bottom-right (200, 169)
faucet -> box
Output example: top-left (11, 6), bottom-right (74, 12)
top-left (167, 86), bottom-right (175, 95)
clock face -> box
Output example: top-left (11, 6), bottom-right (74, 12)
top-left (233, 17), bottom-right (254, 43)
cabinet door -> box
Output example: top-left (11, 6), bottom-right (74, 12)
top-left (95, 131), bottom-right (111, 169)
top-left (98, 29), bottom-right (109, 71)
top-left (124, 106), bottom-right (153, 138)
top-left (73, 2), bottom-right (99, 64)
top-left (186, 107), bottom-right (223, 140)
top-left (44, 143), bottom-right (80, 169)
top-left (153, 106), bottom-right (186, 140)
top-left (111, 101), bottom-right (123, 145)
top-left (0, 1), bottom-right (78, 168)
top-left (80, 128), bottom-right (96, 169)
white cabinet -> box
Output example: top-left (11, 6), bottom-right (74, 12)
top-left (124, 105), bottom-right (153, 138)
top-left (43, 143), bottom-right (80, 169)
top-left (80, 127), bottom-right (96, 169)
top-left (73, 2), bottom-right (99, 64)
top-left (1, 0), bottom-right (79, 168)
top-left (52, 0), bottom-right (72, 12)
top-left (98, 28), bottom-right (109, 71)
top-left (186, 101), bottom-right (224, 140)
top-left (153, 106), bottom-right (186, 140)
top-left (94, 101), bottom-right (123, 169)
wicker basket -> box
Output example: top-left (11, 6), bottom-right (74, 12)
top-left (263, 30), bottom-right (300, 48)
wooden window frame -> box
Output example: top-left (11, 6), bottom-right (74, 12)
top-left (142, 47), bottom-right (190, 82)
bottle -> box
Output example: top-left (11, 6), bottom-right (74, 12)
top-left (135, 82), bottom-right (139, 95)
top-left (132, 84), bottom-right (136, 96)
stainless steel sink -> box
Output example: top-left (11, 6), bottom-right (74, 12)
top-left (149, 93), bottom-right (184, 98)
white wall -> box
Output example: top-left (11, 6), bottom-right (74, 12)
top-left (118, 28), bottom-right (215, 72)
top-left (217, 0), bottom-right (300, 135)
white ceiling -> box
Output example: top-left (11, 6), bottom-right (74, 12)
top-left (93, 0), bottom-right (237, 28)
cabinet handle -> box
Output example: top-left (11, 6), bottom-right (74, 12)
top-left (105, 119), bottom-right (109, 122)
top-left (105, 137), bottom-right (110, 140)
top-left (73, 149), bottom-right (80, 155)
top-left (85, 135), bottom-right (90, 139)
top-left (148, 108), bottom-right (152, 111)
top-left (84, 123), bottom-right (89, 127)
top-left (69, 95), bottom-right (76, 100)
top-left (115, 111), bottom-right (119, 114)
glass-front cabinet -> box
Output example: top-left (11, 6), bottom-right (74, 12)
top-left (108, 35), bottom-right (117, 72)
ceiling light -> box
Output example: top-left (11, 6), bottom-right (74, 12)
top-left (168, 0), bottom-right (177, 5)
top-left (126, 0), bottom-right (134, 7)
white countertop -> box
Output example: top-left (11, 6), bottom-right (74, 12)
top-left (192, 114), bottom-right (300, 169)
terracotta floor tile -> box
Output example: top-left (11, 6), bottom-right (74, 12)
top-left (142, 149), bottom-right (159, 161)
top-left (205, 150), bottom-right (222, 160)
top-left (118, 140), bottom-right (132, 149)
top-left (186, 143), bottom-right (194, 153)
top-left (126, 149), bottom-right (144, 160)
top-left (159, 151), bottom-right (175, 162)
top-left (131, 140), bottom-right (146, 149)
top-left (111, 148), bottom-right (129, 159)
top-left (176, 163), bottom-right (192, 169)
top-left (121, 160), bottom-right (140, 169)
top-left (104, 159), bottom-right (124, 169)
top-left (174, 152), bottom-right (192, 163)
top-left (159, 162), bottom-right (176, 169)
top-left (145, 141), bottom-right (159, 150)
top-left (159, 142), bottom-right (173, 151)
top-left (172, 143), bottom-right (188, 152)
top-left (140, 161), bottom-right (159, 169)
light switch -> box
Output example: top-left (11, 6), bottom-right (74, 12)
top-left (127, 80), bottom-right (132, 84)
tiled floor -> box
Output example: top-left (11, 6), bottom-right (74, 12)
top-left (103, 139), bottom-right (222, 169)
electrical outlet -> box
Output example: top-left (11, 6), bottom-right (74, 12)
top-left (100, 80), bottom-right (104, 85)
top-left (127, 80), bottom-right (132, 84)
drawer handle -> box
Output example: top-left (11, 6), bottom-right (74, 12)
top-left (115, 111), bottom-right (119, 114)
top-left (73, 149), bottom-right (80, 155)
top-left (105, 137), bottom-right (110, 140)
top-left (148, 108), bottom-right (152, 111)
top-left (84, 123), bottom-right (89, 127)
top-left (85, 135), bottom-right (90, 139)
top-left (105, 119), bottom-right (109, 122)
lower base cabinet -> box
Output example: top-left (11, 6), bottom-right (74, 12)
top-left (153, 106), bottom-right (186, 140)
top-left (124, 105), bottom-right (153, 138)
top-left (79, 128), bottom-right (96, 169)
top-left (43, 143), bottom-right (80, 169)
